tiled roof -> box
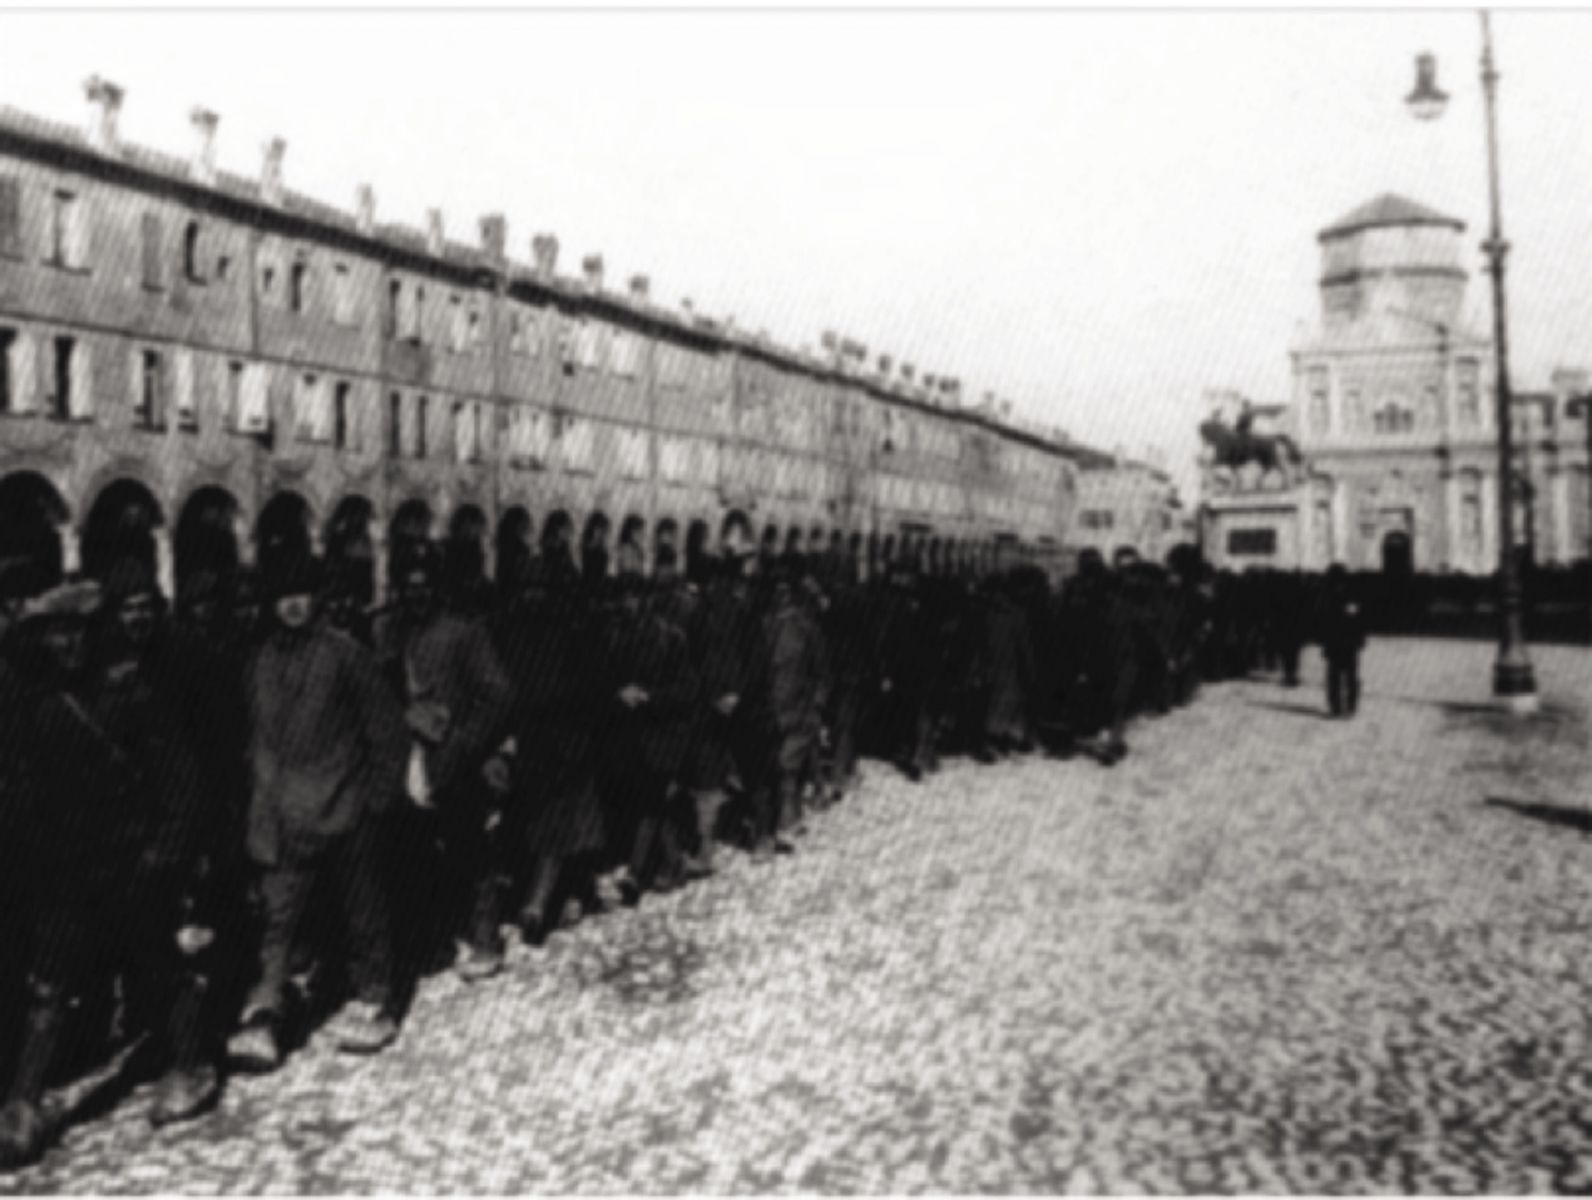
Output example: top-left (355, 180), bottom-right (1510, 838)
top-left (1319, 193), bottom-right (1464, 240)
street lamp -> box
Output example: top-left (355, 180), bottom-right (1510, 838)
top-left (1406, 11), bottom-right (1538, 713)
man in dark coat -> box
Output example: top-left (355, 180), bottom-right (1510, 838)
top-left (601, 568), bottom-right (700, 900)
top-left (1319, 563), bottom-right (1368, 718)
top-left (492, 557), bottom-right (609, 945)
top-left (0, 557), bottom-right (45, 1102)
top-left (875, 562), bottom-right (933, 780)
top-left (0, 580), bottom-right (218, 1170)
top-left (752, 557), bottom-right (829, 858)
top-left (683, 551), bottom-right (762, 876)
top-left (372, 542), bottom-right (514, 982)
top-left (980, 571), bottom-right (1037, 754)
top-left (227, 552), bottom-right (408, 1073)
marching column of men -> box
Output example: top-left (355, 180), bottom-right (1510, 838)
top-left (0, 533), bottom-right (1360, 1169)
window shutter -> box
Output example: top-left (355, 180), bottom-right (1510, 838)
top-left (240, 363), bottom-right (270, 433)
top-left (68, 341), bottom-right (93, 419)
top-left (453, 400), bottom-right (472, 463)
top-left (449, 300), bottom-right (466, 352)
top-left (65, 197), bottom-right (89, 269)
top-left (0, 178), bottom-right (20, 259)
top-left (397, 282), bottom-right (419, 341)
top-left (128, 344), bottom-right (142, 420)
top-left (141, 213), bottom-right (162, 289)
top-left (311, 377), bottom-right (334, 443)
top-left (8, 332), bottom-right (36, 414)
top-left (174, 350), bottom-right (196, 426)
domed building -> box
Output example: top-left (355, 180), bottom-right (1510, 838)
top-left (1204, 193), bottom-right (1590, 574)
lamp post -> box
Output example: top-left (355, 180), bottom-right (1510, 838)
top-left (1406, 11), bottom-right (1538, 712)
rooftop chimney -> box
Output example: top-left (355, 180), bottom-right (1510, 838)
top-left (531, 234), bottom-right (559, 277)
top-left (820, 331), bottom-right (839, 355)
top-left (260, 137), bottom-right (286, 206)
top-left (479, 213), bottom-right (506, 262)
top-left (628, 274), bottom-right (650, 301)
top-left (681, 297), bottom-right (694, 316)
top-left (355, 184), bottom-right (376, 235)
top-left (83, 76), bottom-right (124, 156)
top-left (901, 363), bottom-right (917, 384)
top-left (877, 354), bottom-right (893, 376)
top-left (425, 209), bottom-right (445, 256)
top-left (581, 254), bottom-right (604, 294)
top-left (188, 107), bottom-right (218, 185)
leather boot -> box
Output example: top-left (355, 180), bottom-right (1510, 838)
top-left (0, 995), bottom-right (66, 1169)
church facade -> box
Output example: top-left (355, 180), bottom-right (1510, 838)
top-left (1202, 193), bottom-right (1590, 574)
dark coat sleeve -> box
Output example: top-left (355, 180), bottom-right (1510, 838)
top-left (342, 639), bottom-right (408, 818)
top-left (432, 623), bottom-right (514, 793)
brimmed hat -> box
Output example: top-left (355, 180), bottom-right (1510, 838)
top-left (20, 579), bottom-right (102, 626)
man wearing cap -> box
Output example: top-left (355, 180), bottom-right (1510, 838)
top-left (0, 579), bottom-right (218, 1168)
top-left (600, 563), bottom-right (699, 901)
top-left (683, 548), bottom-right (762, 877)
top-left (492, 556), bottom-right (609, 945)
top-left (227, 551), bottom-right (408, 1071)
top-left (752, 555), bottom-right (829, 859)
top-left (372, 540), bottom-right (513, 982)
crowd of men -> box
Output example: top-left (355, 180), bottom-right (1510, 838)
top-left (0, 524), bottom-right (1367, 1169)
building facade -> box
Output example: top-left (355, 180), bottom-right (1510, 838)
top-left (0, 79), bottom-right (1093, 601)
top-left (1202, 193), bottom-right (1591, 574)
top-left (1070, 457), bottom-right (1185, 565)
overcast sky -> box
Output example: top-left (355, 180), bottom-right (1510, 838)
top-left (6, 9), bottom-right (1592, 498)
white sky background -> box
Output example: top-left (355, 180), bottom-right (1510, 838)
top-left (5, 9), bottom-right (1592, 501)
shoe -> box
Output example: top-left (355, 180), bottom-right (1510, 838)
top-left (681, 853), bottom-right (716, 881)
top-left (774, 837), bottom-right (796, 856)
top-left (0, 1099), bottom-right (48, 1171)
top-left (148, 1063), bottom-right (220, 1128)
top-left (334, 1002), bottom-right (398, 1056)
top-left (517, 906), bottom-right (549, 948)
top-left (455, 943), bottom-right (504, 983)
top-left (226, 1012), bottom-right (282, 1074)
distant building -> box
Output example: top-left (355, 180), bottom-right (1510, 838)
top-left (1201, 193), bottom-right (1590, 573)
top-left (1072, 455), bottom-right (1185, 564)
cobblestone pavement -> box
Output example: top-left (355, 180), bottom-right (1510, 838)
top-left (13, 639), bottom-right (1592, 1194)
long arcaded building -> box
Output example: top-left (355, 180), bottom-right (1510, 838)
top-left (0, 77), bottom-right (1107, 600)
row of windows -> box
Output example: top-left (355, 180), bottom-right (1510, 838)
top-left (1079, 509), bottom-right (1115, 531)
top-left (0, 178), bottom-right (1013, 450)
top-left (1304, 362), bottom-right (1487, 437)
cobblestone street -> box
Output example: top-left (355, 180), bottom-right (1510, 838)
top-left (14, 638), bottom-right (1592, 1194)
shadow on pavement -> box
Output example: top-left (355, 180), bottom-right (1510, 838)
top-left (1484, 796), bottom-right (1592, 836)
top-left (1245, 699), bottom-right (1334, 721)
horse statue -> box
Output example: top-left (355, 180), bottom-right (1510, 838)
top-left (1199, 402), bottom-right (1304, 478)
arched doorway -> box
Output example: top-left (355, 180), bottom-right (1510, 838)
top-left (719, 509), bottom-right (751, 557)
top-left (255, 491), bottom-right (313, 575)
top-left (495, 506), bottom-right (534, 597)
top-left (759, 523), bottom-right (780, 569)
top-left (388, 498), bottom-right (434, 575)
top-left (447, 504), bottom-right (489, 584)
top-left (582, 512), bottom-right (611, 583)
top-left (0, 471), bottom-right (69, 587)
top-left (175, 486), bottom-right (241, 597)
top-left (541, 509), bottom-right (575, 578)
top-left (685, 518), bottom-right (712, 584)
top-left (325, 496), bottom-right (376, 607)
top-left (1382, 530), bottom-right (1413, 578)
top-left (82, 479), bottom-right (163, 585)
